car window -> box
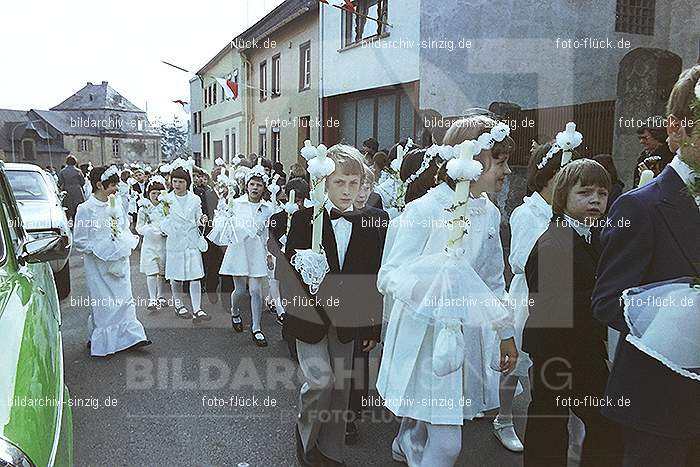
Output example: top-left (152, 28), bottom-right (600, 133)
top-left (0, 173), bottom-right (26, 252)
top-left (6, 170), bottom-right (51, 201)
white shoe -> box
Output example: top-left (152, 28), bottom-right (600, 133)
top-left (493, 418), bottom-right (524, 452)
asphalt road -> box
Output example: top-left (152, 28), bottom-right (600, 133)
top-left (60, 248), bottom-right (550, 467)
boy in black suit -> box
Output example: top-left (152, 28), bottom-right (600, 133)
top-left (523, 159), bottom-right (623, 467)
top-left (281, 145), bottom-right (383, 467)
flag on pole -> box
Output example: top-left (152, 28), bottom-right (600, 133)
top-left (215, 77), bottom-right (239, 100)
top-left (173, 99), bottom-right (190, 113)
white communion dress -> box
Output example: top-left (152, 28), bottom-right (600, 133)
top-left (160, 191), bottom-right (205, 281)
top-left (135, 200), bottom-right (167, 276)
top-left (210, 194), bottom-right (274, 278)
top-left (73, 195), bottom-right (147, 356)
top-left (376, 183), bottom-right (514, 425)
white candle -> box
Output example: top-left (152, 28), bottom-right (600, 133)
top-left (311, 178), bottom-right (324, 253)
top-left (448, 180), bottom-right (470, 247)
top-left (638, 169), bottom-right (654, 187)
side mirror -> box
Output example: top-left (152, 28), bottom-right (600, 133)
top-left (18, 234), bottom-right (70, 265)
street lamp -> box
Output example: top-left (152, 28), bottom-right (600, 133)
top-left (10, 119), bottom-right (53, 168)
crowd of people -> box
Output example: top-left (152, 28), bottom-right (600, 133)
top-left (59, 65), bottom-right (699, 467)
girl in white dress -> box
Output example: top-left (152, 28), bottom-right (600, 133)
top-left (209, 164), bottom-right (275, 347)
top-left (494, 139), bottom-right (572, 451)
top-left (376, 116), bottom-right (518, 467)
top-left (161, 168), bottom-right (210, 323)
top-left (136, 176), bottom-right (169, 311)
top-left (73, 165), bottom-right (151, 356)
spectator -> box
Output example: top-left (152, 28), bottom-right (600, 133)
top-left (57, 155), bottom-right (86, 223)
top-left (633, 124), bottom-right (673, 187)
top-left (361, 137), bottom-right (379, 165)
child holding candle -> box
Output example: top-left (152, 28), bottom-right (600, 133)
top-left (216, 162), bottom-right (276, 346)
top-left (73, 165), bottom-right (151, 356)
top-left (136, 176), bottom-right (169, 311)
top-left (161, 167), bottom-right (210, 323)
top-left (376, 116), bottom-right (518, 467)
top-left (522, 159), bottom-right (623, 466)
top-left (282, 144), bottom-right (384, 467)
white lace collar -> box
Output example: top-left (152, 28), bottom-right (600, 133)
top-left (523, 191), bottom-right (552, 220)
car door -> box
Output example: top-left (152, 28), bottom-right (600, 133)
top-left (0, 170), bottom-right (67, 466)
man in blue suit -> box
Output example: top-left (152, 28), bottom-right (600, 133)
top-left (592, 65), bottom-right (700, 467)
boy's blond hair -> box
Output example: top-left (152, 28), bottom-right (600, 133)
top-left (326, 144), bottom-right (366, 184)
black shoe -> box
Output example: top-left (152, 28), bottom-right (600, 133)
top-left (251, 330), bottom-right (268, 347)
top-left (192, 309), bottom-right (211, 323)
top-left (345, 420), bottom-right (358, 445)
top-left (230, 314), bottom-right (243, 332)
top-left (276, 313), bottom-right (285, 326)
top-left (174, 306), bottom-right (190, 319)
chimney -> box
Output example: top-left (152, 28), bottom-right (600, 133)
top-left (102, 81), bottom-right (108, 85)
top-left (87, 81), bottom-right (93, 86)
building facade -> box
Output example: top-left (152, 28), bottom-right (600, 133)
top-left (0, 81), bottom-right (160, 168)
top-left (195, 46), bottom-right (245, 174)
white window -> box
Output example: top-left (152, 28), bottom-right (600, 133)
top-left (112, 138), bottom-right (120, 156)
top-left (299, 42), bottom-right (311, 91)
top-left (259, 61), bottom-right (268, 101)
top-left (79, 139), bottom-right (90, 152)
top-left (258, 127), bottom-right (267, 157)
top-left (271, 126), bottom-right (281, 163)
top-left (271, 54), bottom-right (281, 97)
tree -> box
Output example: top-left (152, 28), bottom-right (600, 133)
top-left (157, 116), bottom-right (191, 161)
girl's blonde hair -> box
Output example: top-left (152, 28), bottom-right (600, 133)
top-left (326, 144), bottom-right (366, 184)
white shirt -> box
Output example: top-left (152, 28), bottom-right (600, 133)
top-left (326, 202), bottom-right (353, 269)
top-left (669, 152), bottom-right (700, 209)
top-left (563, 213), bottom-right (592, 244)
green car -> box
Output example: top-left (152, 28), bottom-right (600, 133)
top-left (0, 160), bottom-right (73, 467)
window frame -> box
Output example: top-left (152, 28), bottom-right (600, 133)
top-left (299, 41), bottom-right (311, 91)
top-left (259, 60), bottom-right (268, 101)
top-left (615, 0), bottom-right (655, 36)
top-left (343, 0), bottom-right (388, 48)
top-left (112, 138), bottom-right (120, 156)
top-left (271, 54), bottom-right (281, 98)
top-left (258, 127), bottom-right (268, 158)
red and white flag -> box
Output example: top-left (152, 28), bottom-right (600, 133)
top-left (173, 99), bottom-right (190, 113)
top-left (319, 0), bottom-right (355, 12)
top-left (215, 77), bottom-right (239, 100)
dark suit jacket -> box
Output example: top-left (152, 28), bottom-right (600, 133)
top-left (366, 192), bottom-right (384, 210)
top-left (280, 207), bottom-right (383, 344)
top-left (592, 166), bottom-right (700, 438)
top-left (523, 217), bottom-right (607, 362)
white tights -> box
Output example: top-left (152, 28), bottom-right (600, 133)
top-left (231, 276), bottom-right (264, 332)
top-left (170, 280), bottom-right (202, 312)
top-left (146, 275), bottom-right (166, 301)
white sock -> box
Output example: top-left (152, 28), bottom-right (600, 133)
top-left (157, 276), bottom-right (167, 299)
top-left (231, 276), bottom-right (247, 315)
top-left (146, 275), bottom-right (157, 301)
top-left (249, 277), bottom-right (264, 332)
top-left (189, 280), bottom-right (202, 312)
top-left (268, 279), bottom-right (285, 315)
top-left (170, 280), bottom-right (184, 309)
top-left (497, 374), bottom-right (519, 422)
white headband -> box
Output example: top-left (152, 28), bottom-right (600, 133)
top-left (101, 165), bottom-right (119, 182)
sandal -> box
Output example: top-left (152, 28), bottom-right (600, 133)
top-left (230, 314), bottom-right (243, 333)
top-left (174, 306), bottom-right (190, 319)
top-left (192, 309), bottom-right (211, 323)
top-left (251, 330), bottom-right (268, 347)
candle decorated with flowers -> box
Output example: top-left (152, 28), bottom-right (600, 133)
top-left (301, 140), bottom-right (335, 253)
top-left (445, 140), bottom-right (483, 249)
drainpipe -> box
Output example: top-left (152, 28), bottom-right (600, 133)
top-left (241, 49), bottom-right (254, 156)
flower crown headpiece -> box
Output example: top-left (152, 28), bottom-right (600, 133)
top-left (101, 165), bottom-right (120, 182)
top-left (245, 159), bottom-right (269, 184)
top-left (169, 157), bottom-right (196, 172)
top-left (405, 122), bottom-right (511, 185)
top-left (147, 175), bottom-right (167, 191)
top-left (537, 122), bottom-right (583, 170)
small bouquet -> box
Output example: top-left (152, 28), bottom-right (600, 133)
top-left (158, 190), bottom-right (170, 216)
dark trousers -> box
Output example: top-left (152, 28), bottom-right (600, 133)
top-left (622, 427), bottom-right (700, 467)
top-left (202, 242), bottom-right (233, 309)
top-left (349, 340), bottom-right (370, 418)
top-left (524, 354), bottom-right (623, 467)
